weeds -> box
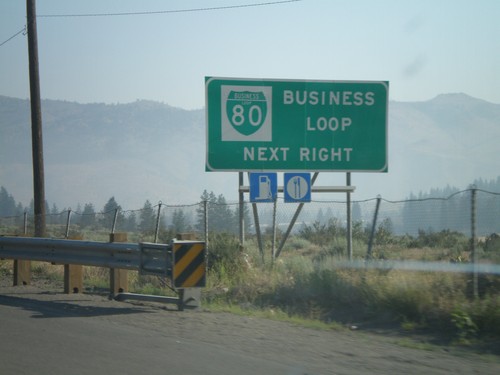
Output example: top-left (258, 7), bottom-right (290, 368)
top-left (451, 308), bottom-right (478, 344)
top-left (203, 230), bottom-right (500, 346)
top-left (1, 223), bottom-right (499, 348)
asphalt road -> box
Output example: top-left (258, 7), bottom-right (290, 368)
top-left (0, 284), bottom-right (499, 375)
top-left (0, 292), bottom-right (295, 375)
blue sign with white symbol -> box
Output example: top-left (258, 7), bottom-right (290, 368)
top-left (250, 173), bottom-right (277, 202)
top-left (284, 173), bottom-right (311, 203)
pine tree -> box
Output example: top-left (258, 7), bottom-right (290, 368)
top-left (0, 186), bottom-right (17, 216)
top-left (196, 191), bottom-right (237, 233)
top-left (49, 203), bottom-right (59, 225)
top-left (100, 197), bottom-right (124, 231)
top-left (139, 200), bottom-right (155, 232)
top-left (80, 203), bottom-right (96, 228)
top-left (172, 208), bottom-right (187, 233)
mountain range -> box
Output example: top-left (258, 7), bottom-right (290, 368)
top-left (1, 93), bottom-right (499, 210)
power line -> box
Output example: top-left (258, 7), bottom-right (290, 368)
top-left (0, 26), bottom-right (26, 47)
top-left (37, 0), bottom-right (302, 18)
top-left (1, 1), bottom-right (301, 47)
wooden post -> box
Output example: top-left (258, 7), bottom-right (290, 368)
top-left (177, 233), bottom-right (197, 240)
top-left (64, 235), bottom-right (84, 293)
top-left (64, 265), bottom-right (83, 294)
top-left (13, 260), bottom-right (31, 286)
top-left (109, 232), bottom-right (128, 295)
top-left (13, 234), bottom-right (31, 286)
top-left (27, 0), bottom-right (46, 239)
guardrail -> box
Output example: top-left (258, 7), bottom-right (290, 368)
top-left (0, 236), bottom-right (206, 310)
top-left (0, 237), bottom-right (149, 270)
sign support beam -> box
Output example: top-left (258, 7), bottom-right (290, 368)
top-left (239, 186), bottom-right (355, 193)
top-left (239, 172), bottom-right (356, 261)
top-left (275, 173), bottom-right (319, 259)
top-left (347, 173), bottom-right (353, 260)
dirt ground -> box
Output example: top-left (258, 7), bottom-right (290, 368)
top-left (1, 275), bottom-right (499, 375)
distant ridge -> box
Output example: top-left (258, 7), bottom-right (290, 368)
top-left (1, 94), bottom-right (499, 209)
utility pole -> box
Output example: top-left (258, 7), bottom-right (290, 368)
top-left (27, 0), bottom-right (46, 237)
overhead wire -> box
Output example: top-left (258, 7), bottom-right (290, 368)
top-left (1, 1), bottom-right (302, 48)
top-left (37, 0), bottom-right (302, 18)
top-left (0, 26), bottom-right (26, 47)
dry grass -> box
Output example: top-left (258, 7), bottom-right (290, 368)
top-left (1, 232), bottom-right (499, 349)
top-left (205, 237), bottom-right (500, 347)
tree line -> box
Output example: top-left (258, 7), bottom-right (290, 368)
top-left (398, 178), bottom-right (500, 236)
top-left (0, 186), bottom-right (250, 235)
top-left (2, 176), bottom-right (500, 236)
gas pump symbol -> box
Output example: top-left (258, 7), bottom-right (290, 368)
top-left (257, 175), bottom-right (272, 200)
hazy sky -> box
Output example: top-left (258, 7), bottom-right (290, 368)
top-left (1, 0), bottom-right (499, 109)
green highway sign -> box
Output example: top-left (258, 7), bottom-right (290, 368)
top-left (205, 77), bottom-right (388, 172)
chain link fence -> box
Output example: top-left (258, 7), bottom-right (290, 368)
top-left (2, 189), bottom-right (500, 251)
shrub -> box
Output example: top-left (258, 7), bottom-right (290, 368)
top-left (206, 232), bottom-right (244, 277)
top-left (465, 295), bottom-right (500, 337)
top-left (451, 308), bottom-right (478, 344)
top-left (299, 218), bottom-right (346, 247)
top-left (416, 229), bottom-right (469, 249)
top-left (484, 234), bottom-right (500, 251)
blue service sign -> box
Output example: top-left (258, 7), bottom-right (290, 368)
top-left (284, 173), bottom-right (311, 203)
top-left (249, 173), bottom-right (277, 202)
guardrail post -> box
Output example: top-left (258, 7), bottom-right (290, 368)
top-left (64, 235), bottom-right (83, 293)
top-left (13, 259), bottom-right (31, 286)
top-left (109, 232), bottom-right (128, 295)
top-left (13, 234), bottom-right (31, 286)
top-left (177, 233), bottom-right (197, 240)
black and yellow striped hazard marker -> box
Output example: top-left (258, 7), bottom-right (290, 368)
top-left (172, 241), bottom-right (206, 288)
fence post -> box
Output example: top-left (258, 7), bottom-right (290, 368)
top-left (109, 232), bottom-right (128, 295)
top-left (366, 195), bottom-right (381, 260)
top-left (64, 209), bottom-right (72, 238)
top-left (23, 211), bottom-right (28, 235)
top-left (154, 201), bottom-right (162, 243)
top-left (470, 186), bottom-right (478, 299)
top-left (111, 207), bottom-right (119, 234)
top-left (203, 200), bottom-right (208, 252)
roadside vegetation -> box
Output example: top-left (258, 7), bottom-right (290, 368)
top-left (1, 218), bottom-right (499, 354)
top-left (203, 221), bottom-right (500, 352)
